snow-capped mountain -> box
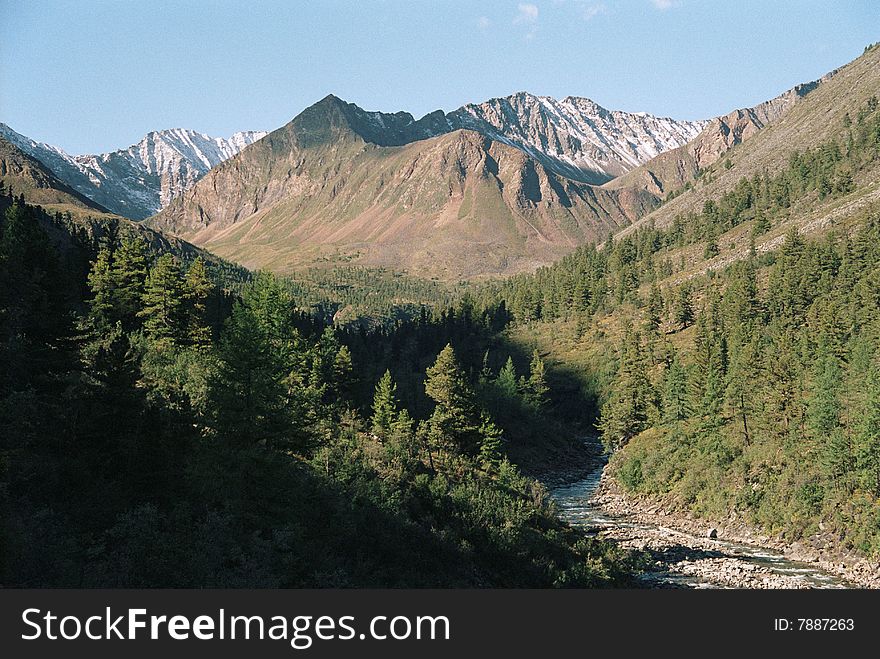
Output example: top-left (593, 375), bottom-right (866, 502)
top-left (0, 124), bottom-right (267, 219)
top-left (446, 92), bottom-right (708, 184)
top-left (1, 91), bottom-right (702, 219)
top-left (312, 92), bottom-right (708, 185)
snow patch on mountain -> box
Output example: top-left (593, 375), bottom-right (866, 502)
top-left (0, 123), bottom-right (267, 219)
top-left (447, 92), bottom-right (708, 184)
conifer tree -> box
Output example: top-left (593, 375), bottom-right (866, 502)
top-left (111, 236), bottom-right (148, 330)
top-left (724, 335), bottom-right (761, 445)
top-left (332, 344), bottom-right (355, 405)
top-left (599, 329), bottom-right (653, 450)
top-left (646, 281), bottom-right (663, 333)
top-left (698, 356), bottom-right (725, 433)
top-left (673, 284), bottom-right (694, 330)
top-left (371, 370), bottom-right (399, 437)
top-left (704, 233), bottom-right (720, 259)
top-left (478, 413), bottom-right (504, 471)
top-left (139, 253), bottom-right (186, 348)
top-left (184, 256), bottom-right (213, 349)
top-left (211, 296), bottom-right (294, 448)
top-left (855, 364), bottom-right (880, 496)
top-left (662, 355), bottom-right (690, 424)
top-left (496, 356), bottom-right (519, 401)
top-left (524, 349), bottom-right (549, 412)
top-left (809, 345), bottom-right (851, 489)
top-left (808, 345), bottom-right (842, 438)
top-left (86, 246), bottom-right (115, 328)
top-left (425, 344), bottom-right (480, 454)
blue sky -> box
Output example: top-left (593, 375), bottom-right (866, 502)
top-left (1, 0), bottom-right (877, 155)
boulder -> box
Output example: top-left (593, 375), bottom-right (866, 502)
top-left (706, 528), bottom-right (718, 539)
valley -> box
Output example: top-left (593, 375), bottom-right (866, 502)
top-left (2, 39), bottom-right (880, 590)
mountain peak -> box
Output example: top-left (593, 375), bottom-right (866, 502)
top-left (287, 95), bottom-right (445, 148)
top-left (446, 92), bottom-right (706, 184)
top-left (0, 123), bottom-right (266, 219)
top-left (0, 134), bottom-right (111, 213)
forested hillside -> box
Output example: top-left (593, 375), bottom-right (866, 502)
top-left (474, 94), bottom-right (880, 559)
top-left (0, 188), bottom-right (638, 587)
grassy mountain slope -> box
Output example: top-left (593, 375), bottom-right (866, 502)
top-left (602, 74), bottom-right (831, 199)
top-left (620, 45), bottom-right (879, 235)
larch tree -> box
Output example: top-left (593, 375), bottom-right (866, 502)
top-left (184, 256), bottom-right (214, 349)
top-left (139, 253), bottom-right (186, 348)
top-left (371, 369), bottom-right (399, 438)
top-left (496, 356), bottom-right (519, 401)
top-left (111, 236), bottom-right (149, 330)
top-left (599, 329), bottom-right (653, 450)
top-left (425, 343), bottom-right (481, 455)
top-left (524, 349), bottom-right (549, 412)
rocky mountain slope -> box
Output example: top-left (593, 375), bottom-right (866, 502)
top-left (146, 52), bottom-right (853, 281)
top-left (0, 124), bottom-right (267, 219)
top-left (604, 74), bottom-right (834, 198)
top-left (148, 95), bottom-right (659, 278)
top-left (0, 135), bottom-right (112, 215)
top-left (0, 134), bottom-right (246, 290)
top-left (4, 93), bottom-right (700, 223)
top-left (617, 43), bottom-right (880, 244)
top-left (447, 92), bottom-right (706, 184)
top-left (286, 92), bottom-right (706, 184)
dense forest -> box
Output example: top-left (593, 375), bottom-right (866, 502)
top-left (0, 187), bottom-right (637, 587)
top-left (471, 97), bottom-right (880, 558)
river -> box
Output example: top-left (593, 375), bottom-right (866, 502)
top-left (550, 458), bottom-right (855, 588)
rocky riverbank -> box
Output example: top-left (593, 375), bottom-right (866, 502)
top-left (592, 471), bottom-right (880, 589)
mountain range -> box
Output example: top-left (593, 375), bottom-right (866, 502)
top-left (2, 94), bottom-right (704, 223)
top-left (143, 82), bottom-right (818, 278)
top-left (4, 46), bottom-right (870, 279)
top-left (0, 124), bottom-right (267, 219)
top-left (148, 94), bottom-right (678, 278)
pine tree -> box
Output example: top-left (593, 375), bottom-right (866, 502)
top-left (139, 253), bottom-right (186, 348)
top-left (496, 356), bottom-right (518, 401)
top-left (524, 349), bottom-right (549, 412)
top-left (184, 256), bottom-right (213, 349)
top-left (371, 370), bottom-right (399, 437)
top-left (425, 344), bottom-right (481, 455)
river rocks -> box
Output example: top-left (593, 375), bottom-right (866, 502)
top-left (581, 468), bottom-right (880, 589)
